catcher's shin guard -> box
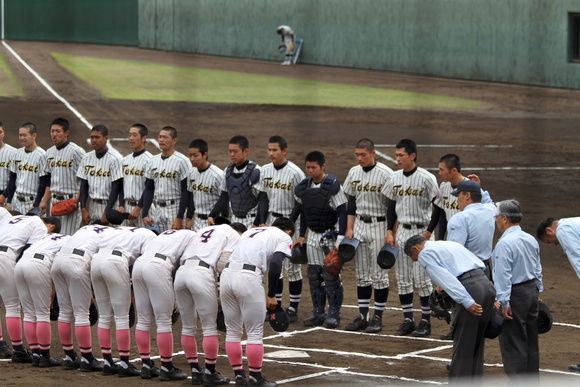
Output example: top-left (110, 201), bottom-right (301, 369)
top-left (304, 265), bottom-right (326, 326)
top-left (322, 272), bottom-right (343, 328)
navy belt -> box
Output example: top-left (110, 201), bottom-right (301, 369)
top-left (359, 215), bottom-right (386, 223)
top-left (514, 278), bottom-right (536, 287)
top-left (92, 199), bottom-right (108, 204)
top-left (271, 212), bottom-right (285, 218)
top-left (0, 245), bottom-right (8, 252)
top-left (457, 268), bottom-right (485, 281)
top-left (225, 262), bottom-right (257, 272)
top-left (197, 214), bottom-right (208, 220)
top-left (402, 224), bottom-right (425, 230)
top-left (154, 253), bottom-right (167, 261)
top-left (17, 195), bottom-right (34, 202)
top-left (73, 248), bottom-right (85, 256)
top-left (198, 260), bottom-right (210, 268)
top-left (53, 194), bottom-right (74, 201)
top-left (111, 250), bottom-right (122, 257)
top-left (126, 199), bottom-right (138, 206)
top-left (156, 199), bottom-right (176, 207)
top-left (33, 253), bottom-right (45, 260)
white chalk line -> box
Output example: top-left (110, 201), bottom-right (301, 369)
top-left (376, 144), bottom-right (513, 148)
top-left (2, 41), bottom-right (122, 158)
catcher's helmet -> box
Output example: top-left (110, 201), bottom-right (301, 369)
top-left (338, 237), bottom-right (360, 263)
top-left (319, 230), bottom-right (339, 255)
top-left (26, 207), bottom-right (42, 217)
top-left (145, 222), bottom-right (161, 235)
top-left (267, 304), bottom-right (289, 332)
top-left (105, 208), bottom-right (129, 225)
top-left (290, 243), bottom-right (308, 264)
top-left (377, 244), bottom-right (398, 269)
top-left (429, 290), bottom-right (454, 324)
top-left (537, 301), bottom-right (553, 334)
top-left (484, 311), bottom-right (504, 339)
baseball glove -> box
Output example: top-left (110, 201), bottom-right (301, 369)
top-left (278, 44), bottom-right (286, 53)
top-left (323, 248), bottom-right (343, 276)
top-left (51, 198), bottom-right (78, 216)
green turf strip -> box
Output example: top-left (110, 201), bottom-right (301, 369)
top-left (0, 52), bottom-right (24, 97)
top-left (53, 52), bottom-right (483, 110)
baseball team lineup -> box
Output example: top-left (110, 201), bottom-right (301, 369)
top-left (0, 117), bottom-right (576, 386)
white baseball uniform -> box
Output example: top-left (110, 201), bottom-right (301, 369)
top-left (433, 181), bottom-right (463, 221)
top-left (10, 146), bottom-right (47, 215)
top-left (0, 143), bottom-right (16, 195)
top-left (188, 163), bottom-right (223, 231)
top-left (46, 141), bottom-right (86, 235)
top-left (383, 167), bottom-right (439, 296)
top-left (77, 149), bottom-right (123, 224)
top-left (146, 151), bottom-right (190, 232)
top-left (121, 149), bottom-right (153, 228)
top-left (0, 206), bottom-right (11, 223)
top-left (343, 162), bottom-right (393, 288)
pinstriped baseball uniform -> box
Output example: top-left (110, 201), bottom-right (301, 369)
top-left (10, 147), bottom-right (47, 215)
top-left (175, 225), bottom-right (240, 338)
top-left (122, 150), bottom-right (153, 228)
top-left (0, 143), bottom-right (16, 194)
top-left (77, 150), bottom-right (123, 224)
top-left (188, 163), bottom-right (223, 232)
top-left (383, 167), bottom-right (439, 296)
top-left (295, 180), bottom-right (348, 266)
top-left (433, 180), bottom-right (467, 221)
top-left (258, 161), bottom-right (305, 282)
top-left (343, 162), bottom-right (393, 288)
top-left (46, 141), bottom-right (86, 235)
top-left (146, 151), bottom-right (191, 232)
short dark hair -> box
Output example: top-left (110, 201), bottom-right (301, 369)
top-left (229, 135), bottom-right (249, 150)
top-left (91, 124), bottom-right (109, 136)
top-left (42, 216), bottom-right (62, 234)
top-left (496, 199), bottom-right (522, 224)
top-left (396, 139), bottom-right (417, 160)
top-left (439, 154), bottom-right (461, 172)
top-left (189, 139), bottom-right (208, 154)
top-left (161, 126), bottom-right (177, 139)
top-left (404, 234), bottom-right (427, 257)
top-left (356, 138), bottom-right (375, 152)
top-left (21, 122), bottom-right (37, 135)
top-left (230, 222), bottom-right (248, 234)
top-left (131, 123), bottom-right (148, 137)
top-left (272, 217), bottom-right (295, 237)
top-left (268, 135), bottom-right (288, 150)
top-left (536, 218), bottom-right (556, 240)
top-left (0, 121), bottom-right (3, 127)
top-left (51, 118), bottom-right (70, 132)
top-left (469, 190), bottom-right (482, 203)
top-left (305, 151), bottom-right (326, 166)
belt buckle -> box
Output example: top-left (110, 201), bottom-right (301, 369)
top-left (360, 215), bottom-right (371, 223)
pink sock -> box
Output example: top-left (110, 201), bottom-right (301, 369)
top-left (97, 328), bottom-right (112, 354)
top-left (117, 329), bottom-right (131, 357)
top-left (75, 325), bottom-right (92, 350)
top-left (157, 332), bottom-right (173, 360)
top-left (225, 341), bottom-right (243, 371)
top-left (6, 317), bottom-right (22, 344)
top-left (246, 344), bottom-right (264, 372)
top-left (23, 321), bottom-right (37, 347)
top-left (58, 321), bottom-right (74, 351)
top-left (181, 335), bottom-right (198, 364)
top-left (36, 322), bottom-right (51, 348)
top-left (203, 336), bottom-right (219, 360)
top-left (135, 329), bottom-right (150, 357)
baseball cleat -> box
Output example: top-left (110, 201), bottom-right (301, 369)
top-left (303, 315), bottom-right (326, 327)
top-left (285, 308), bottom-right (298, 323)
top-left (102, 362), bottom-right (119, 376)
top-left (38, 356), bottom-right (64, 367)
top-left (344, 315), bottom-right (369, 331)
top-left (118, 362), bottom-right (141, 377)
top-left (364, 315), bottom-right (382, 333)
top-left (79, 358), bottom-right (104, 372)
top-left (248, 376), bottom-right (277, 387)
top-left (394, 319), bottom-right (416, 336)
top-left (568, 363), bottom-right (580, 372)
top-left (0, 344), bottom-right (13, 359)
top-left (190, 370), bottom-right (203, 385)
top-left (11, 350), bottom-right (32, 363)
top-left (63, 357), bottom-right (81, 370)
top-left (141, 364), bottom-right (160, 379)
top-left (32, 354), bottom-right (40, 366)
top-left (411, 321), bottom-right (431, 337)
top-left (440, 329), bottom-right (453, 340)
top-left (159, 366), bottom-right (188, 381)
top-left (234, 375), bottom-right (248, 386)
top-left (202, 371), bottom-right (231, 386)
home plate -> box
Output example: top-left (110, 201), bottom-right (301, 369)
top-left (265, 350), bottom-right (310, 359)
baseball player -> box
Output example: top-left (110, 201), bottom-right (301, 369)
top-left (14, 219), bottom-right (68, 367)
top-left (384, 139), bottom-right (438, 337)
top-left (256, 136), bottom-right (304, 322)
top-left (185, 139), bottom-right (224, 232)
top-left (141, 126), bottom-right (190, 232)
top-left (132, 229), bottom-right (196, 381)
top-left (174, 223), bottom-right (245, 385)
top-left (77, 125), bottom-right (123, 225)
top-left (342, 138), bottom-right (393, 334)
top-left (220, 218), bottom-right (294, 387)
top-left (51, 224), bottom-right (115, 371)
top-left (116, 123), bottom-right (154, 228)
top-left (0, 123), bottom-right (49, 215)
top-left (294, 151), bottom-right (348, 328)
top-left (0, 215), bottom-right (55, 363)
top-left (208, 135), bottom-right (261, 230)
top-left (493, 199), bottom-right (543, 382)
top-left (276, 25), bottom-right (295, 65)
top-left (90, 226), bottom-right (156, 376)
top-left (0, 122), bottom-right (17, 204)
top-left (45, 118), bottom-right (86, 235)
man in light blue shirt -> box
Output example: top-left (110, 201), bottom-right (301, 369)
top-left (493, 199), bottom-right (543, 381)
top-left (404, 235), bottom-right (495, 385)
top-left (448, 179), bottom-right (496, 279)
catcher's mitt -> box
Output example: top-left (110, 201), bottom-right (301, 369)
top-left (323, 248), bottom-right (343, 276)
top-left (51, 198), bottom-right (78, 216)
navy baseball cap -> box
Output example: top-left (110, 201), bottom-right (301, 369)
top-left (451, 180), bottom-right (481, 196)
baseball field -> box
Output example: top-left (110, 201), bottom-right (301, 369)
top-left (1, 40), bottom-right (580, 386)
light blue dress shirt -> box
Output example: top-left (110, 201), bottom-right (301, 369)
top-left (492, 225), bottom-right (543, 308)
top-left (418, 240), bottom-right (485, 309)
top-left (556, 217), bottom-right (580, 279)
top-left (447, 199), bottom-right (496, 262)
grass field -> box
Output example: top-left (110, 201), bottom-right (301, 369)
top-left (0, 52), bottom-right (23, 97)
top-left (52, 52), bottom-right (485, 111)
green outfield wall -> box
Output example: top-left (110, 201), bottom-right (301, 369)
top-left (2, 0), bottom-right (580, 89)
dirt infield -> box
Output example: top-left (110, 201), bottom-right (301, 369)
top-left (1, 41), bottom-right (580, 386)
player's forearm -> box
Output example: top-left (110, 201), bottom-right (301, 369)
top-left (33, 175), bottom-right (49, 207)
top-left (208, 191), bottom-right (229, 218)
top-left (267, 252), bottom-right (285, 297)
